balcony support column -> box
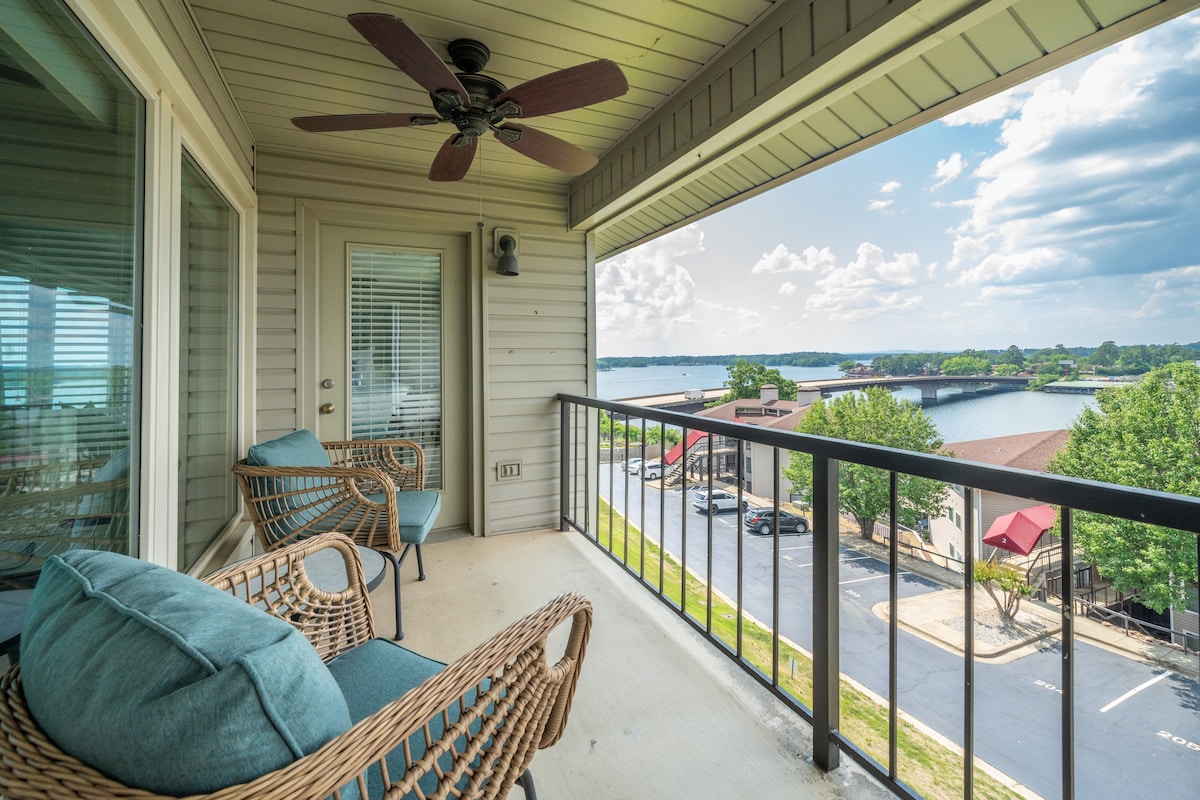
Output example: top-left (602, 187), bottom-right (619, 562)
top-left (812, 455), bottom-right (840, 771)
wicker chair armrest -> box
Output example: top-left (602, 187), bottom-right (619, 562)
top-left (231, 462), bottom-right (402, 552)
top-left (290, 591), bottom-right (593, 799)
top-left (322, 439), bottom-right (425, 491)
top-left (202, 533), bottom-right (376, 659)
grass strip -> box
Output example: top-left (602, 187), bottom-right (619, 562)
top-left (596, 499), bottom-right (1023, 800)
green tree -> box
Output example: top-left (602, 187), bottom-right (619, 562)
top-left (1091, 340), bottom-right (1119, 367)
top-left (992, 363), bottom-right (1020, 376)
top-left (996, 345), bottom-right (1026, 369)
top-left (1047, 363), bottom-right (1200, 612)
top-left (783, 388), bottom-right (948, 540)
top-left (838, 359), bottom-right (858, 374)
top-left (712, 359), bottom-right (797, 404)
top-left (940, 355), bottom-right (991, 375)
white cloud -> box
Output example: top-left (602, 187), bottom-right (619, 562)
top-left (947, 16), bottom-right (1200, 289)
top-left (868, 180), bottom-right (903, 212)
top-left (804, 242), bottom-right (925, 321)
top-left (751, 243), bottom-right (837, 273)
top-left (596, 224), bottom-right (703, 345)
top-left (778, 281), bottom-right (798, 295)
top-left (931, 152), bottom-right (966, 189)
top-left (942, 87), bottom-right (1028, 126)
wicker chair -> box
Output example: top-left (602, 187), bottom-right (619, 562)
top-left (1, 450), bottom-right (130, 586)
top-left (0, 533), bottom-right (592, 800)
top-left (232, 432), bottom-right (442, 638)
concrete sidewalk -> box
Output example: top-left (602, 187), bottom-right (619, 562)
top-left (861, 542), bottom-right (1200, 679)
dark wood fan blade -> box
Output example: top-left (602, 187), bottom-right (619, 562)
top-left (291, 113), bottom-right (442, 132)
top-left (495, 124), bottom-right (597, 175)
top-left (429, 134), bottom-right (478, 181)
top-left (494, 60), bottom-right (628, 118)
top-left (348, 14), bottom-right (468, 105)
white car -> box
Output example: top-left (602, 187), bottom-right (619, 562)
top-left (622, 458), bottom-right (643, 473)
top-left (639, 461), bottom-right (663, 479)
top-left (692, 489), bottom-right (747, 515)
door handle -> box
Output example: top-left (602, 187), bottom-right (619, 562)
top-left (319, 403), bottom-right (336, 414)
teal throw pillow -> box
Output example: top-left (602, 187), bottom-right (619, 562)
top-left (20, 550), bottom-right (353, 795)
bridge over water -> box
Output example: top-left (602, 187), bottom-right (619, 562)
top-left (620, 374), bottom-right (1032, 413)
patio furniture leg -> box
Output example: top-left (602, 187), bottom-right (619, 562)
top-left (396, 542), bottom-right (427, 581)
top-left (516, 769), bottom-right (538, 800)
top-left (379, 548), bottom-right (403, 640)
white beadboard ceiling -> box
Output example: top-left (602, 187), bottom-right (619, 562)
top-left (186, 0), bottom-right (1199, 258)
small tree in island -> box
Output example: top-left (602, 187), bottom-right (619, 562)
top-left (783, 387), bottom-right (948, 540)
top-left (1047, 362), bottom-right (1200, 613)
top-left (974, 559), bottom-right (1033, 620)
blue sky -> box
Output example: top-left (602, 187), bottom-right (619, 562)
top-left (596, 11), bottom-right (1200, 357)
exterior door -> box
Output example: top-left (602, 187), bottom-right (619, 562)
top-left (317, 227), bottom-right (468, 529)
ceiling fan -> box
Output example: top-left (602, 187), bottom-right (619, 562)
top-left (292, 13), bottom-right (629, 181)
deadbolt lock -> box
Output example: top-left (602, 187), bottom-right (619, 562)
top-left (321, 378), bottom-right (335, 389)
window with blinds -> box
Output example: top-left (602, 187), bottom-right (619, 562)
top-left (177, 151), bottom-right (239, 571)
top-left (349, 247), bottom-right (443, 490)
top-left (0, 0), bottom-right (143, 589)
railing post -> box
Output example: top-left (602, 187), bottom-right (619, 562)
top-left (1060, 508), bottom-right (1075, 800)
top-left (560, 399), bottom-right (570, 531)
top-left (963, 488), bottom-right (976, 798)
top-left (812, 453), bottom-right (840, 771)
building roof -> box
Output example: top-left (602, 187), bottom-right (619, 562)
top-left (943, 430), bottom-right (1069, 472)
top-left (695, 397), bottom-right (808, 432)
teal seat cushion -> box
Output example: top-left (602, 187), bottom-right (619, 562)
top-left (328, 639), bottom-right (484, 798)
top-left (20, 550), bottom-right (353, 796)
top-left (246, 429), bottom-right (337, 541)
top-left (365, 490), bottom-right (442, 544)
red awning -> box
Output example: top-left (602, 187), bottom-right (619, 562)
top-left (663, 430), bottom-right (705, 465)
top-left (982, 504), bottom-right (1058, 555)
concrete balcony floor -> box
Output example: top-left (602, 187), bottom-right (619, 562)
top-left (373, 528), bottom-right (893, 800)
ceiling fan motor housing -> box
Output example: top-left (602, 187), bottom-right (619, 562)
top-left (434, 73), bottom-right (517, 140)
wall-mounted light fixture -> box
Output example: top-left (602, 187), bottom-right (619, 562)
top-left (494, 228), bottom-right (519, 276)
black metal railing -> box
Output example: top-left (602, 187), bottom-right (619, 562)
top-left (558, 393), bottom-right (1200, 800)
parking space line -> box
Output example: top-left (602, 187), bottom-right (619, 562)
top-left (840, 573), bottom-right (910, 585)
top-left (1100, 671), bottom-right (1170, 713)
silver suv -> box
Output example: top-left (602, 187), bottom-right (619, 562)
top-left (692, 489), bottom-right (747, 515)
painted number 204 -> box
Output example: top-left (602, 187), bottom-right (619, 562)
top-left (1156, 730), bottom-right (1200, 752)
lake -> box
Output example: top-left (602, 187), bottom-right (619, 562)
top-left (596, 365), bottom-right (1096, 443)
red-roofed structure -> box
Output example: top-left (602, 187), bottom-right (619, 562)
top-left (664, 430), bottom-right (706, 466)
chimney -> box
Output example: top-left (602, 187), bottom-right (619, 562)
top-left (759, 384), bottom-right (779, 404)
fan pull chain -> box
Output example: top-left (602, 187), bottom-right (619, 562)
top-left (477, 142), bottom-right (485, 226)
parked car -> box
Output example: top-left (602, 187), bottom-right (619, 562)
top-left (743, 507), bottom-right (810, 535)
top-left (622, 458), bottom-right (643, 473)
top-left (639, 461), bottom-right (663, 479)
top-left (692, 489), bottom-right (747, 515)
